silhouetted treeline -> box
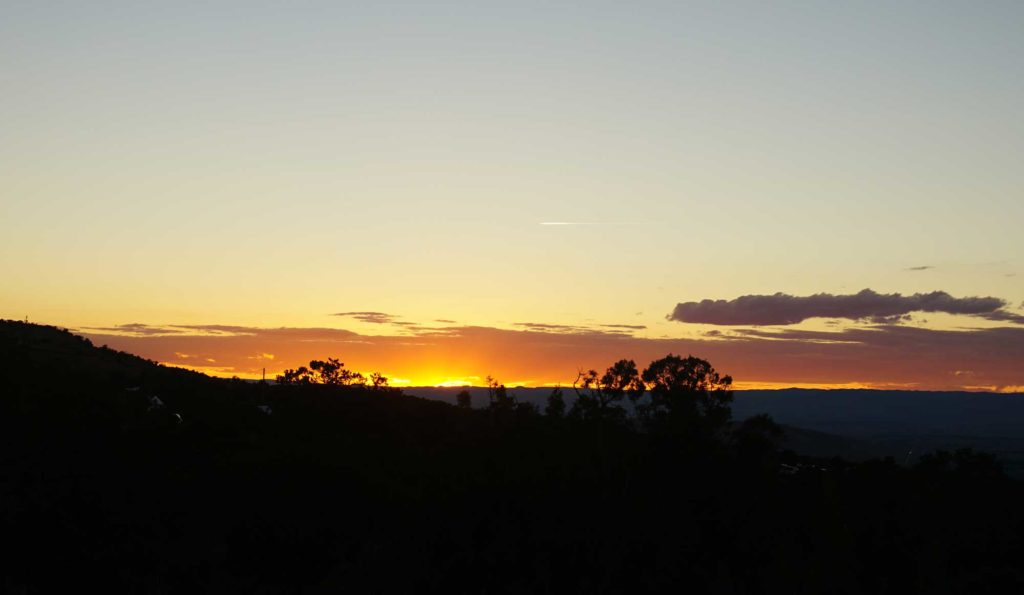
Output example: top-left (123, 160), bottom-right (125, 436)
top-left (2, 319), bottom-right (1023, 593)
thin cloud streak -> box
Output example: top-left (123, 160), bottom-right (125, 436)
top-left (332, 312), bottom-right (400, 324)
top-left (540, 222), bottom-right (652, 226)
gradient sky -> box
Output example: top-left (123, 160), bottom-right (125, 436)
top-left (3, 2), bottom-right (1023, 389)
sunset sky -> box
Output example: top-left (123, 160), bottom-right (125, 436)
top-left (3, 2), bottom-right (1022, 390)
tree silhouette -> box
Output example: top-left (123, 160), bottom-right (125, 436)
top-left (570, 359), bottom-right (644, 422)
top-left (456, 389), bottom-right (472, 410)
top-left (732, 413), bottom-right (784, 470)
top-left (545, 386), bottom-right (565, 418)
top-left (369, 372), bottom-right (389, 390)
top-left (277, 358), bottom-right (366, 386)
top-left (311, 358), bottom-right (365, 386)
top-left (640, 354), bottom-right (733, 434)
top-left (486, 376), bottom-right (516, 413)
top-left (916, 448), bottom-right (1004, 479)
top-left (276, 366), bottom-right (312, 385)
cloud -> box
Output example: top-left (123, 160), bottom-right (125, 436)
top-left (170, 325), bottom-right (257, 336)
top-left (905, 265), bottom-right (934, 271)
top-left (332, 312), bottom-right (399, 324)
top-left (669, 289), bottom-right (1016, 326)
top-left (81, 323), bottom-right (262, 337)
top-left (513, 322), bottom-right (638, 335)
top-left (867, 314), bottom-right (913, 325)
top-left (514, 322), bottom-right (588, 332)
top-left (82, 323), bottom-right (188, 337)
top-left (981, 309), bottom-right (1024, 324)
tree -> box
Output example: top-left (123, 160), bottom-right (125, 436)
top-left (486, 376), bottom-right (517, 413)
top-left (915, 448), bottom-right (1005, 479)
top-left (310, 358), bottom-right (365, 386)
top-left (732, 413), bottom-right (784, 470)
top-left (569, 359), bottom-right (644, 422)
top-left (369, 372), bottom-right (389, 390)
top-left (456, 389), bottom-right (472, 410)
top-left (277, 358), bottom-right (366, 386)
top-left (545, 386), bottom-right (566, 418)
top-left (277, 366), bottom-right (312, 385)
top-left (640, 354), bottom-right (733, 434)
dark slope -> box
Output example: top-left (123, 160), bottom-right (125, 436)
top-left (0, 321), bottom-right (496, 592)
top-left (4, 320), bottom-right (1024, 594)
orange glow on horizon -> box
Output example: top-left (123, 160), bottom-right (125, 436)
top-left (164, 362), bottom-right (573, 388)
top-left (160, 362), bottom-right (1019, 393)
top-left (163, 361), bottom-right (564, 388)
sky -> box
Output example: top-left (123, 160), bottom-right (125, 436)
top-left (2, 2), bottom-right (1023, 390)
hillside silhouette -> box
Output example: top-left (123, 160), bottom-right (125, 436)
top-left (3, 319), bottom-right (1024, 593)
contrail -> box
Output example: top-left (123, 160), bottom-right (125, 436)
top-left (540, 222), bottom-right (650, 226)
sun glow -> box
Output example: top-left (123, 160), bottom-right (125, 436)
top-left (434, 378), bottom-right (480, 388)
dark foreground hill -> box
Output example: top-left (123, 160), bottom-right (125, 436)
top-left (3, 320), bottom-right (1024, 593)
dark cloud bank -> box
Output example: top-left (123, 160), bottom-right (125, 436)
top-left (670, 289), bottom-right (1024, 326)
